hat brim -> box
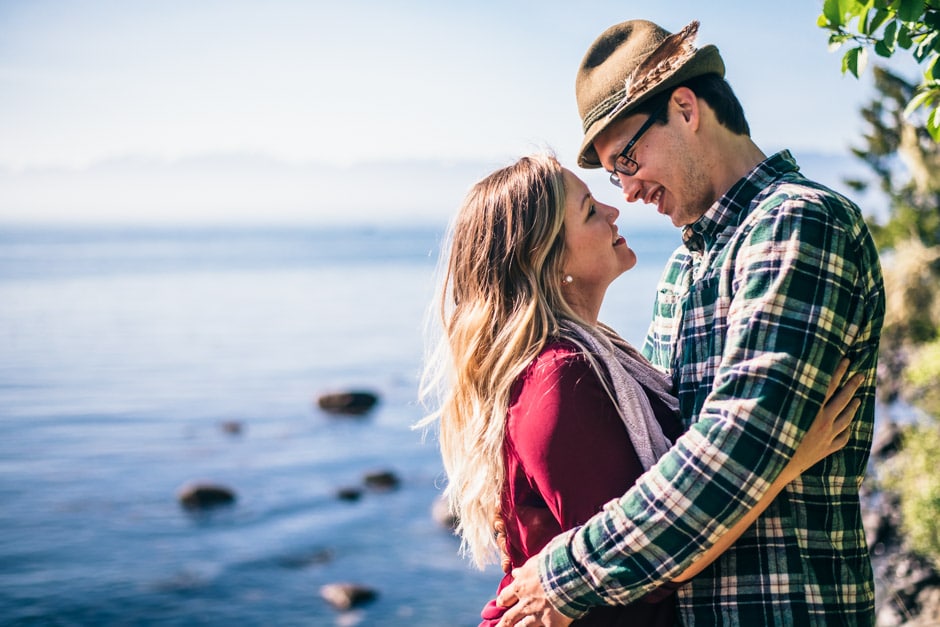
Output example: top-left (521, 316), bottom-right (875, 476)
top-left (577, 45), bottom-right (724, 169)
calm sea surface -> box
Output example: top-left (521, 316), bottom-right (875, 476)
top-left (0, 225), bottom-right (677, 626)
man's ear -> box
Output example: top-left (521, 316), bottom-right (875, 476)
top-left (670, 86), bottom-right (700, 131)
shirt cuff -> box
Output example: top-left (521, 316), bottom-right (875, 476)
top-left (536, 528), bottom-right (606, 619)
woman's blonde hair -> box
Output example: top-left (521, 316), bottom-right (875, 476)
top-left (419, 153), bottom-right (584, 568)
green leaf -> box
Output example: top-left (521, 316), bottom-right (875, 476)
top-left (866, 7), bottom-right (893, 33)
top-left (883, 19), bottom-right (899, 48)
top-left (927, 106), bottom-right (940, 141)
top-left (915, 32), bottom-right (939, 61)
top-left (899, 0), bottom-right (926, 22)
top-left (904, 88), bottom-right (934, 116)
top-left (926, 8), bottom-right (940, 28)
top-left (844, 46), bottom-right (867, 76)
top-left (899, 24), bottom-right (914, 48)
top-left (824, 0), bottom-right (845, 25)
top-left (840, 0), bottom-right (863, 18)
top-left (857, 46), bottom-right (870, 75)
top-left (930, 54), bottom-right (940, 79)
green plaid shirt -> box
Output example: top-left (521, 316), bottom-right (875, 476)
top-left (539, 151), bottom-right (884, 626)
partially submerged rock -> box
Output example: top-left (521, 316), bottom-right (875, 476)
top-left (177, 483), bottom-right (236, 510)
top-left (336, 486), bottom-right (363, 502)
top-left (219, 420), bottom-right (244, 435)
top-left (431, 494), bottom-right (458, 532)
top-left (276, 548), bottom-right (333, 570)
top-left (317, 390), bottom-right (379, 416)
top-left (363, 470), bottom-right (399, 491)
top-left (320, 582), bottom-right (377, 611)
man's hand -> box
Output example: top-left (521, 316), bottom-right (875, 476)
top-left (495, 556), bottom-right (573, 627)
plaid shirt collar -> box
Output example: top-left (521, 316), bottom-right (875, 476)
top-left (681, 150), bottom-right (799, 254)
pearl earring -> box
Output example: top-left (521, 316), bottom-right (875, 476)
top-left (564, 275), bottom-right (573, 284)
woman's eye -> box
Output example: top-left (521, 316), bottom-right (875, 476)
top-left (588, 203), bottom-right (597, 217)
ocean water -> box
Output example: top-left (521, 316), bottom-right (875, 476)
top-left (0, 225), bottom-right (677, 626)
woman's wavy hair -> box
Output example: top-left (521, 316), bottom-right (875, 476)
top-left (417, 153), bottom-right (582, 568)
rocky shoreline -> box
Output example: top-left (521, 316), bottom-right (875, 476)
top-left (865, 416), bottom-right (940, 626)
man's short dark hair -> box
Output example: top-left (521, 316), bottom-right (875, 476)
top-left (636, 73), bottom-right (751, 136)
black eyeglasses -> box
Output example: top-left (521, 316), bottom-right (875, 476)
top-left (608, 104), bottom-right (666, 188)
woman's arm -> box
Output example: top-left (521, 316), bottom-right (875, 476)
top-left (673, 359), bottom-right (862, 583)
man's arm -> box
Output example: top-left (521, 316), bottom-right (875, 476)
top-left (509, 195), bottom-right (872, 620)
top-left (494, 359), bottom-right (864, 626)
top-left (671, 360), bottom-right (862, 583)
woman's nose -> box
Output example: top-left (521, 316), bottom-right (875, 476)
top-left (606, 204), bottom-right (620, 222)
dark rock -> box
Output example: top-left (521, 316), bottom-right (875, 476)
top-left (915, 585), bottom-right (940, 626)
top-left (431, 494), bottom-right (458, 531)
top-left (336, 487), bottom-right (363, 502)
top-left (865, 489), bottom-right (940, 626)
top-left (863, 509), bottom-right (890, 549)
top-left (177, 483), bottom-right (236, 510)
top-left (363, 470), bottom-right (399, 491)
top-left (875, 551), bottom-right (940, 626)
top-left (317, 390), bottom-right (379, 416)
top-left (219, 420), bottom-right (243, 435)
top-left (276, 548), bottom-right (333, 569)
top-left (872, 419), bottom-right (902, 460)
top-left (320, 582), bottom-right (377, 611)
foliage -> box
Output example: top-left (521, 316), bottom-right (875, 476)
top-left (823, 1), bottom-right (940, 587)
top-left (904, 337), bottom-right (940, 414)
top-left (818, 0), bottom-right (940, 140)
top-left (844, 67), bottom-right (940, 250)
top-left (881, 238), bottom-right (940, 349)
top-left (882, 417), bottom-right (940, 569)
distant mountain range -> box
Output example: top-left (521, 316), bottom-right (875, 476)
top-left (0, 150), bottom-right (887, 228)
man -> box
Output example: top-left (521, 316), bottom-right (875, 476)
top-left (495, 19), bottom-right (885, 626)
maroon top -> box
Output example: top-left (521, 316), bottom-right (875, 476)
top-left (480, 340), bottom-right (684, 627)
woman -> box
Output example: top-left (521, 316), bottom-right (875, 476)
top-left (418, 154), bottom-right (860, 626)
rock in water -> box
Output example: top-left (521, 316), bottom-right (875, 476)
top-left (316, 390), bottom-right (379, 415)
top-left (431, 494), bottom-right (458, 531)
top-left (336, 486), bottom-right (363, 502)
top-left (363, 470), bottom-right (399, 491)
top-left (219, 420), bottom-right (243, 435)
top-left (177, 483), bottom-right (236, 510)
top-left (320, 582), bottom-right (377, 610)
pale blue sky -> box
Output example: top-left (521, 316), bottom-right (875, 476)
top-left (0, 1), bottom-right (895, 226)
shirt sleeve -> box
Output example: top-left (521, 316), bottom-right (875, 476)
top-left (538, 193), bottom-right (878, 617)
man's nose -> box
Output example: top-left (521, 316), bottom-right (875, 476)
top-left (619, 177), bottom-right (644, 203)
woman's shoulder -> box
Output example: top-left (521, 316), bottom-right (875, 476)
top-left (537, 338), bottom-right (585, 364)
top-left (524, 339), bottom-right (590, 379)
top-left (510, 338), bottom-right (597, 400)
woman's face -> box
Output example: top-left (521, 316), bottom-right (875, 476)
top-left (560, 168), bottom-right (636, 315)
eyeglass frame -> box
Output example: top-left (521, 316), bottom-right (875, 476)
top-left (608, 103), bottom-right (667, 188)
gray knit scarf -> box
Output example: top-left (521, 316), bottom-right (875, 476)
top-left (559, 320), bottom-right (678, 471)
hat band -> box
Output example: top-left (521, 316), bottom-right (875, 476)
top-left (582, 89), bottom-right (630, 134)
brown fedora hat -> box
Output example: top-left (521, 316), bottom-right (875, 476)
top-left (575, 20), bottom-right (724, 168)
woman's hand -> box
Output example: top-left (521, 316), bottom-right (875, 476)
top-left (784, 358), bottom-right (863, 480)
